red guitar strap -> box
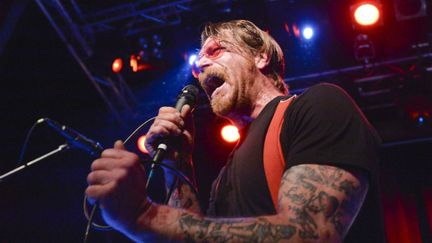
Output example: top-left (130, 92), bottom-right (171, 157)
top-left (263, 96), bottom-right (295, 210)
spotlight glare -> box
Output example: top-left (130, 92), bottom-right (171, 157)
top-left (112, 58), bottom-right (123, 73)
top-left (418, 116), bottom-right (424, 124)
top-left (221, 125), bottom-right (240, 143)
top-left (354, 3), bottom-right (380, 26)
top-left (137, 135), bottom-right (149, 154)
top-left (302, 27), bottom-right (314, 40)
top-left (188, 54), bottom-right (197, 66)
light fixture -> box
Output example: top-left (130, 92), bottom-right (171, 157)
top-left (221, 125), bottom-right (240, 143)
top-left (351, 2), bottom-right (382, 28)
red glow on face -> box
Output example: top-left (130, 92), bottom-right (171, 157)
top-left (198, 39), bottom-right (226, 62)
top-left (192, 65), bottom-right (200, 79)
top-left (112, 58), bottom-right (123, 73)
top-left (353, 3), bottom-right (381, 26)
top-left (221, 125), bottom-right (240, 143)
top-left (193, 39), bottom-right (228, 78)
top-left (137, 135), bottom-right (149, 154)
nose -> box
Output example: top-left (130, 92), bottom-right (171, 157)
top-left (196, 54), bottom-right (212, 73)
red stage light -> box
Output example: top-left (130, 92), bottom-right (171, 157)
top-left (112, 58), bottom-right (123, 73)
top-left (137, 135), bottom-right (149, 154)
top-left (130, 53), bottom-right (153, 72)
top-left (292, 24), bottom-right (301, 38)
top-left (221, 125), bottom-right (240, 143)
top-left (353, 3), bottom-right (381, 26)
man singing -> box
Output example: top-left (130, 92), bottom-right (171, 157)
top-left (86, 20), bottom-right (381, 242)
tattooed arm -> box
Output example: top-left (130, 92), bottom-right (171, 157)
top-left (133, 164), bottom-right (368, 242)
top-left (166, 155), bottom-right (202, 214)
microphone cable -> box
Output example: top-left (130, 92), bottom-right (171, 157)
top-left (17, 118), bottom-right (46, 165)
top-left (83, 114), bottom-right (200, 242)
top-left (13, 116), bottom-right (197, 242)
top-left (83, 116), bottom-right (156, 242)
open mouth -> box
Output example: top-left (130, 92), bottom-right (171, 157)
top-left (204, 76), bottom-right (225, 97)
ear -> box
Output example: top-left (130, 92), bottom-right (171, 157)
top-left (254, 52), bottom-right (270, 71)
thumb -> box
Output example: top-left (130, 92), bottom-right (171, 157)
top-left (180, 104), bottom-right (192, 119)
top-left (114, 140), bottom-right (126, 150)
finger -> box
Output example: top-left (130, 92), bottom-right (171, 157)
top-left (85, 182), bottom-right (116, 200)
top-left (114, 140), bottom-right (125, 150)
top-left (152, 119), bottom-right (183, 136)
top-left (91, 157), bottom-right (125, 171)
top-left (181, 104), bottom-right (195, 134)
top-left (156, 112), bottom-right (184, 129)
top-left (101, 147), bottom-right (133, 159)
top-left (158, 106), bottom-right (179, 114)
top-left (180, 104), bottom-right (192, 119)
top-left (87, 170), bottom-right (112, 185)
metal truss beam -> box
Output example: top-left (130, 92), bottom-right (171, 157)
top-left (36, 0), bottom-right (137, 124)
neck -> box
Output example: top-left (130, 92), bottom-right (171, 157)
top-left (227, 79), bottom-right (284, 128)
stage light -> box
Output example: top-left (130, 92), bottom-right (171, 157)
top-left (188, 54), bottom-right (197, 66)
top-left (152, 48), bottom-right (163, 60)
top-left (353, 3), bottom-right (381, 26)
top-left (152, 34), bottom-right (162, 47)
top-left (112, 58), bottom-right (123, 73)
top-left (130, 51), bottom-right (152, 72)
top-left (292, 24), bottom-right (301, 38)
top-left (409, 111), bottom-right (430, 127)
top-left (302, 27), bottom-right (314, 40)
top-left (418, 116), bottom-right (425, 124)
top-left (221, 125), bottom-right (240, 143)
top-left (137, 135), bottom-right (149, 154)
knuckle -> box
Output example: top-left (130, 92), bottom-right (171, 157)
top-left (85, 186), bottom-right (99, 199)
top-left (90, 159), bottom-right (101, 170)
top-left (101, 149), bottom-right (112, 157)
top-left (87, 173), bottom-right (94, 184)
top-left (118, 169), bottom-right (128, 180)
top-left (129, 153), bottom-right (140, 162)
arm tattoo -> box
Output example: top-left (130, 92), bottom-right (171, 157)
top-left (149, 164), bottom-right (367, 242)
top-left (168, 181), bottom-right (201, 214)
top-left (280, 164), bottom-right (368, 239)
top-left (178, 214), bottom-right (296, 243)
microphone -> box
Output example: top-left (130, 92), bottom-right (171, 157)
top-left (41, 118), bottom-right (103, 156)
top-left (152, 85), bottom-right (199, 163)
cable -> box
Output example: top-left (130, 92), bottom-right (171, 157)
top-left (83, 116), bottom-right (157, 241)
top-left (17, 118), bottom-right (46, 165)
top-left (83, 197), bottom-right (112, 231)
top-left (150, 161), bottom-right (198, 197)
top-left (123, 117), bottom-right (156, 144)
top-left (83, 115), bottom-right (199, 242)
top-left (83, 201), bottom-right (97, 243)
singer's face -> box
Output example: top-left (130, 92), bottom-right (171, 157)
top-left (196, 37), bottom-right (259, 117)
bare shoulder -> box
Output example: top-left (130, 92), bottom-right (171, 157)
top-left (278, 164), bottom-right (369, 241)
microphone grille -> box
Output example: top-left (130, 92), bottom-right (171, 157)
top-left (182, 84), bottom-right (199, 97)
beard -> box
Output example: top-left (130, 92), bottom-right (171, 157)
top-left (199, 61), bottom-right (257, 117)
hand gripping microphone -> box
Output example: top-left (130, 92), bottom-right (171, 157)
top-left (152, 85), bottom-right (199, 164)
top-left (42, 118), bottom-right (104, 157)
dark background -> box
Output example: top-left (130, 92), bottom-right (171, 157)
top-left (0, 0), bottom-right (431, 242)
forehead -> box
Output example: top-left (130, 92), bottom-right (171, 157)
top-left (201, 30), bottom-right (237, 48)
top-left (200, 37), bottom-right (217, 50)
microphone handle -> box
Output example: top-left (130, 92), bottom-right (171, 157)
top-left (153, 96), bottom-right (189, 163)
